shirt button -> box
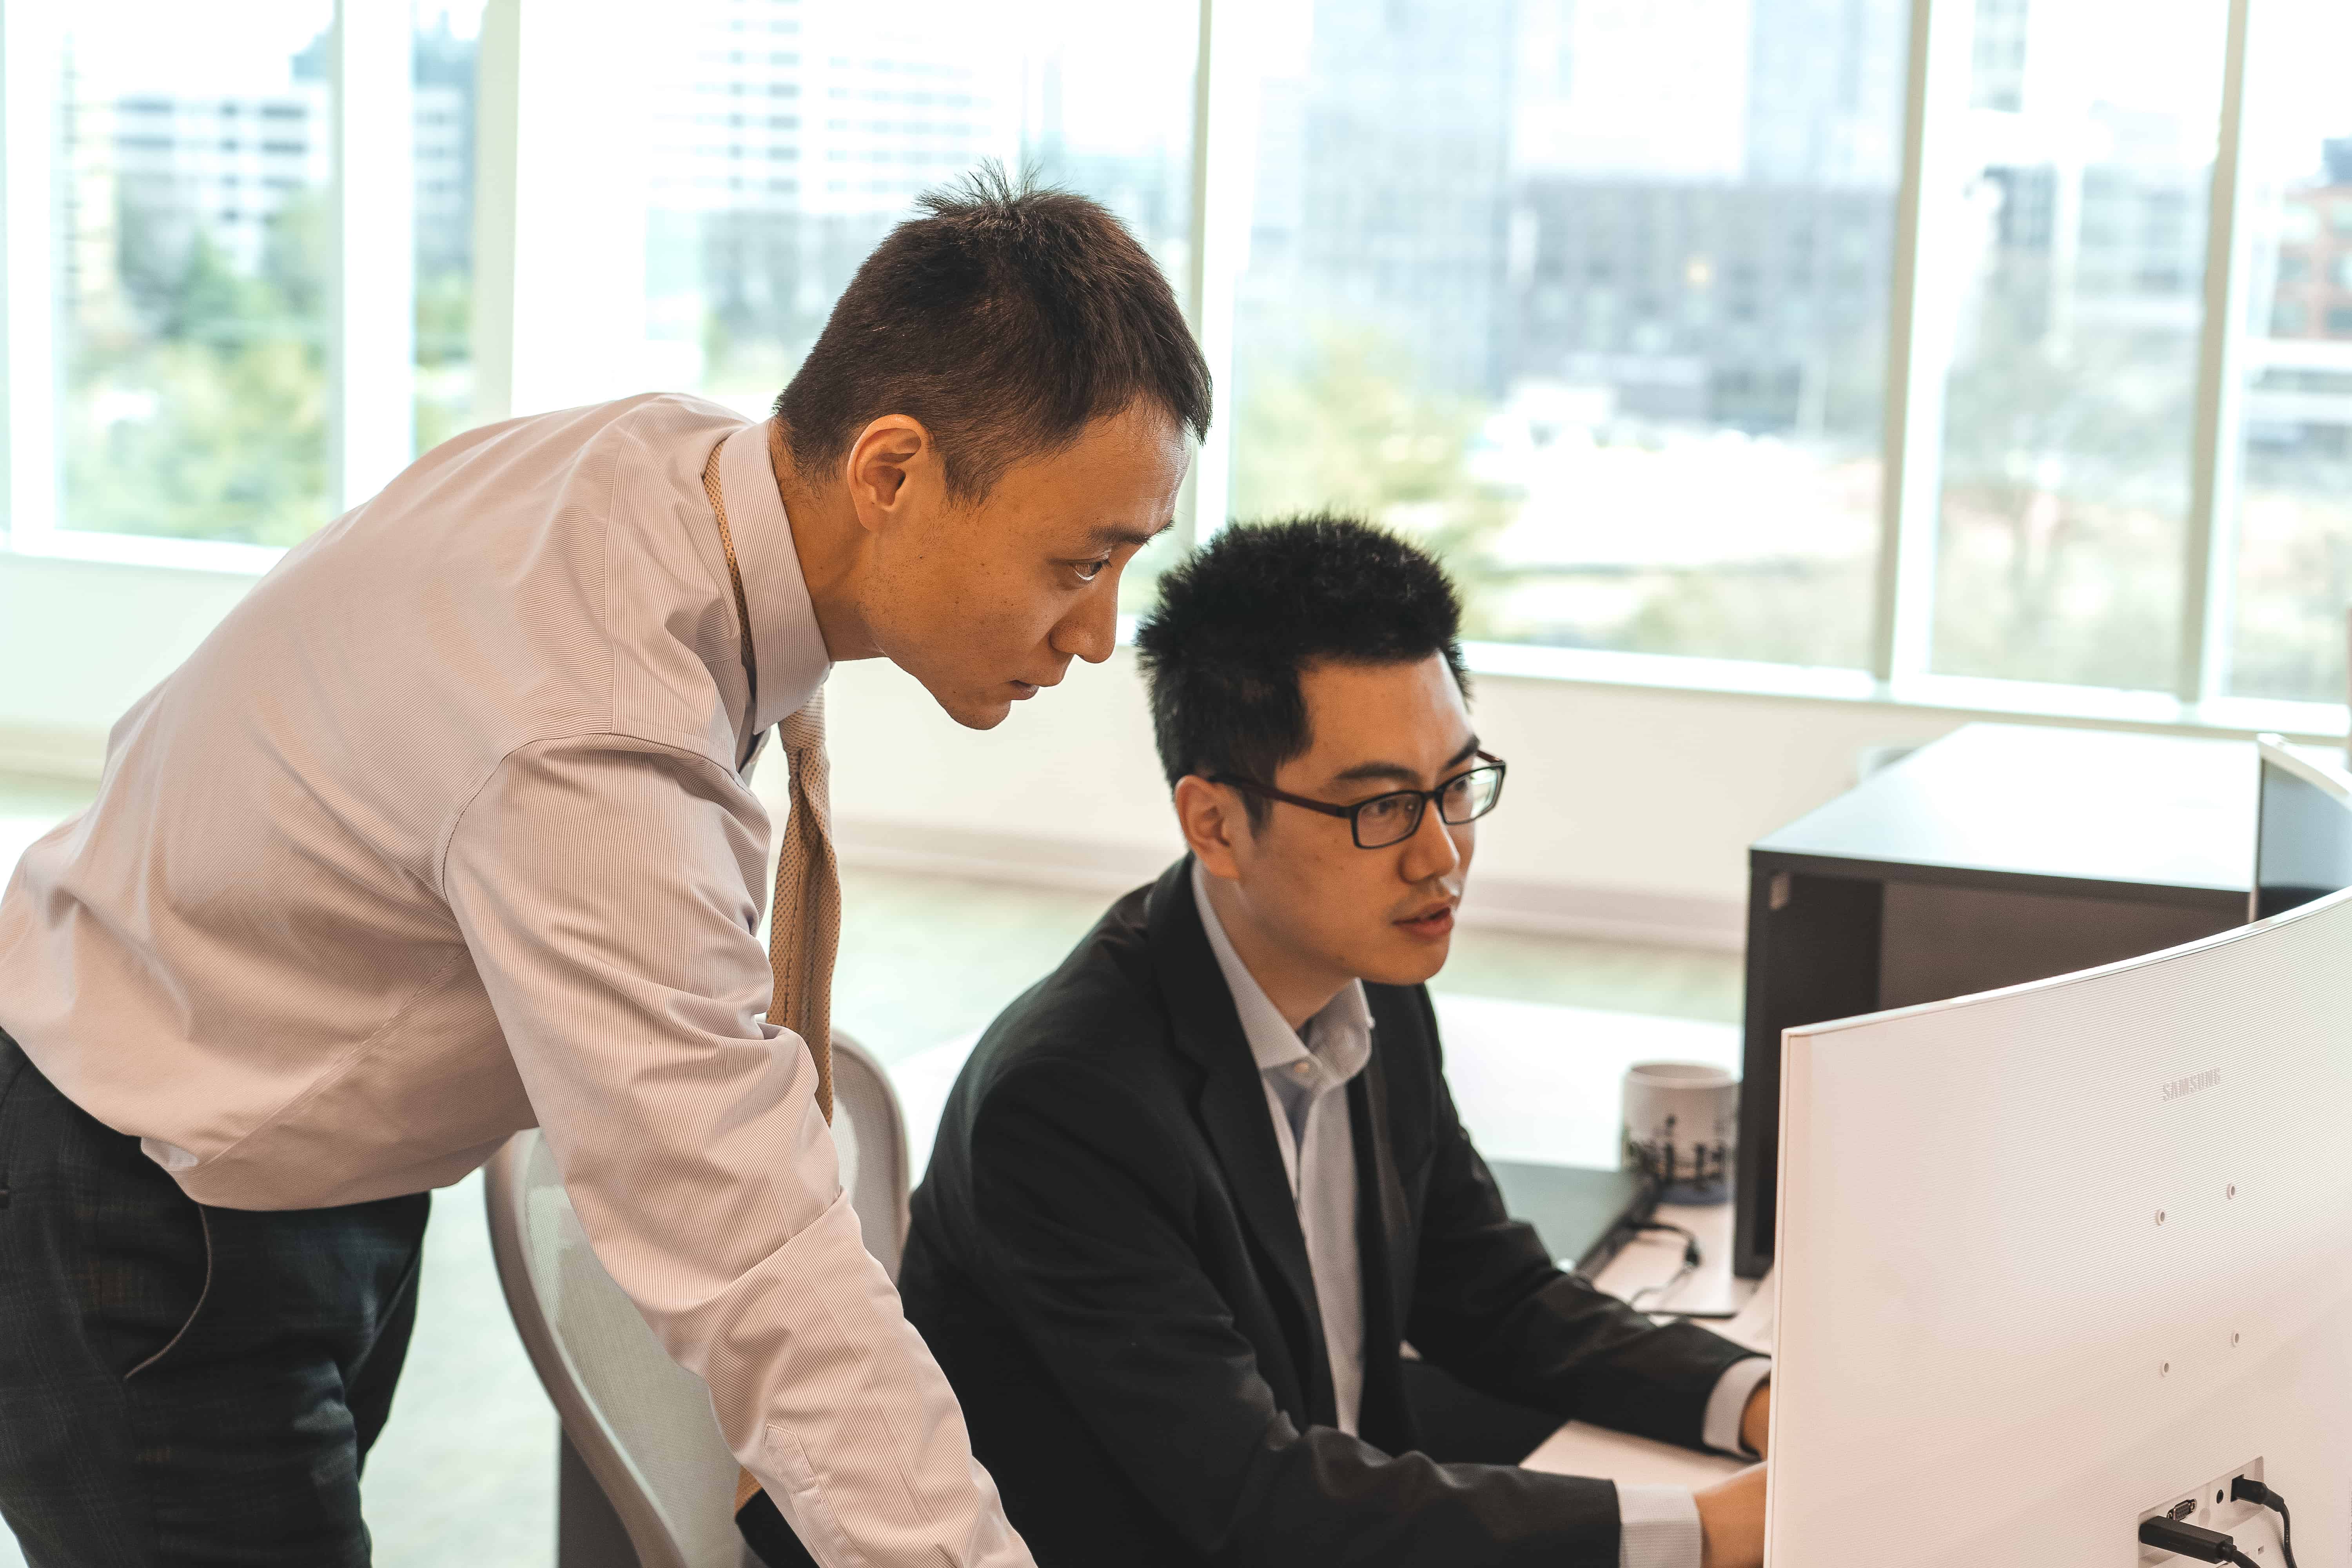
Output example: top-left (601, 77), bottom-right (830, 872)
top-left (1290, 1061), bottom-right (1314, 1080)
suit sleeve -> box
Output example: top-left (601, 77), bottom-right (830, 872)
top-left (444, 735), bottom-right (1030, 1568)
top-left (965, 1053), bottom-right (1626, 1568)
top-left (1403, 1006), bottom-right (1760, 1449)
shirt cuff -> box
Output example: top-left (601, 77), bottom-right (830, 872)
top-left (1618, 1483), bottom-right (1702, 1568)
top-left (1701, 1355), bottom-right (1774, 1456)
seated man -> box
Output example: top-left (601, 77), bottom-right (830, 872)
top-left (894, 516), bottom-right (1772, 1568)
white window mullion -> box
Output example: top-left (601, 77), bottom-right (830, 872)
top-left (474, 0), bottom-right (652, 425)
top-left (470, 0), bottom-right (519, 426)
top-left (330, 0), bottom-right (416, 512)
top-left (1870, 0), bottom-right (1976, 687)
top-left (1, 0), bottom-right (61, 549)
top-left (1173, 0), bottom-right (1214, 549)
top-left (1187, 0), bottom-right (1260, 546)
top-left (2176, 0), bottom-right (2258, 708)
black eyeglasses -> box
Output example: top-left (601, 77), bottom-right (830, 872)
top-left (1210, 752), bottom-right (1507, 849)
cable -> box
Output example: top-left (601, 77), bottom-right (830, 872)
top-left (2232, 1477), bottom-right (2299, 1568)
top-left (2138, 1514), bottom-right (2260, 1565)
top-left (1617, 1223), bottom-right (1749, 1318)
top-left (1635, 1221), bottom-right (1700, 1256)
top-left (1625, 1223), bottom-right (1701, 1311)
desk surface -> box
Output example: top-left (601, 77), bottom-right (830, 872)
top-left (1522, 1192), bottom-right (1762, 1486)
top-left (1524, 1189), bottom-right (1769, 1486)
top-left (1755, 723), bottom-right (2254, 898)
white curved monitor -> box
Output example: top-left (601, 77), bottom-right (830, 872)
top-left (1768, 881), bottom-right (2352, 1566)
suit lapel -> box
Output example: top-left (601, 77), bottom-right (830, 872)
top-left (1349, 1034), bottom-right (1417, 1449)
top-left (1196, 1060), bottom-right (1332, 1417)
top-left (1147, 860), bottom-right (1330, 1416)
top-left (1361, 987), bottom-right (1423, 1318)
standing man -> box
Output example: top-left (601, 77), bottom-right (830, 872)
top-left (0, 173), bottom-right (1205, 1566)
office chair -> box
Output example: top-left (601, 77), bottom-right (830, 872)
top-left (486, 1030), bottom-right (910, 1568)
top-left (825, 1033), bottom-right (911, 1281)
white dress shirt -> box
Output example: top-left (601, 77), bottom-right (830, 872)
top-left (1189, 863), bottom-right (1767, 1568)
top-left (0, 396), bottom-right (1029, 1568)
top-left (1189, 861), bottom-right (1375, 1436)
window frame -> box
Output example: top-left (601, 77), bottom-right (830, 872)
top-left (2, 0), bottom-right (2343, 746)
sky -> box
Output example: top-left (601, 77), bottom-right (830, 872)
top-left (63, 0), bottom-right (482, 96)
top-left (67, 1), bottom-right (332, 94)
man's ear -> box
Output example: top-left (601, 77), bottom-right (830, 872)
top-left (842, 416), bottom-right (933, 534)
top-left (1173, 775), bottom-right (1248, 883)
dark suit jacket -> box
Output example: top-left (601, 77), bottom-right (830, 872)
top-left (897, 859), bottom-right (1759, 1568)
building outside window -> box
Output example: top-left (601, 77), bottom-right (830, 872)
top-left (1924, 0), bottom-right (2224, 693)
top-left (2226, 0), bottom-right (2352, 705)
top-left (39, 1), bottom-right (479, 550)
top-left (621, 0), bottom-right (1198, 598)
top-left (56, 2), bottom-right (336, 547)
top-left (1223, 0), bottom-right (1905, 670)
top-left (639, 0), bottom-right (1195, 417)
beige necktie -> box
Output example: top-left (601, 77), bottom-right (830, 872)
top-left (768, 691), bottom-right (838, 1125)
top-left (703, 441), bottom-right (838, 1125)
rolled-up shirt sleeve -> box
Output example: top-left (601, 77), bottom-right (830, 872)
top-left (443, 734), bottom-right (1030, 1568)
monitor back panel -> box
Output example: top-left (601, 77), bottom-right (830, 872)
top-left (1769, 887), bottom-right (2352, 1566)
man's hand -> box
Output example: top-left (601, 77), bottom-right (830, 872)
top-left (1740, 1380), bottom-right (1770, 1457)
top-left (1694, 1463), bottom-right (1766, 1568)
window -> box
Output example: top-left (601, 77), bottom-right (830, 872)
top-left (2225, 1), bottom-right (2352, 705)
top-left (626, 0), bottom-right (1197, 601)
top-left (1220, 0), bottom-right (1905, 669)
top-left (6, 1), bottom-right (481, 554)
top-left (1924, 0), bottom-right (2225, 691)
top-left (414, 4), bottom-right (480, 458)
top-left (50, 1), bottom-right (336, 547)
top-left (5, 0), bottom-right (2345, 735)
top-left (641, 0), bottom-right (1195, 421)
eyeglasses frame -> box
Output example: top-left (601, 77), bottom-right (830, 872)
top-left (1207, 751), bottom-right (1508, 850)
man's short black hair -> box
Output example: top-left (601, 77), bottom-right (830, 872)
top-left (1136, 515), bottom-right (1470, 817)
top-left (775, 166), bottom-right (1211, 501)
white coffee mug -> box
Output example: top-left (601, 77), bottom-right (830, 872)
top-left (1622, 1061), bottom-right (1739, 1204)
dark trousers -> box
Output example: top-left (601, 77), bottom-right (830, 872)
top-left (0, 1030), bottom-right (430, 1567)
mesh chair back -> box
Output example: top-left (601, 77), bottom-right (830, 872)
top-left (828, 1033), bottom-right (910, 1279)
top-left (485, 1129), bottom-right (742, 1568)
top-left (483, 1029), bottom-right (908, 1568)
